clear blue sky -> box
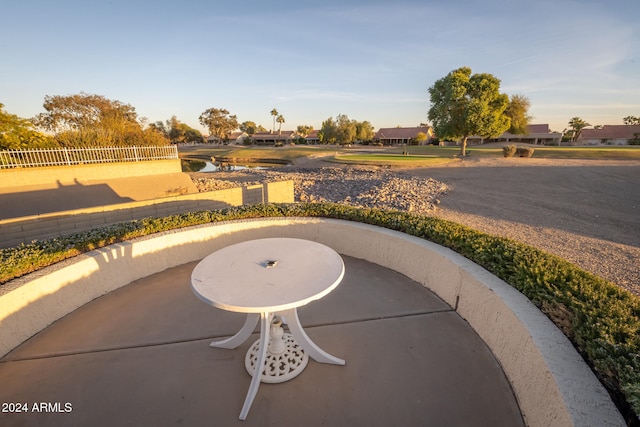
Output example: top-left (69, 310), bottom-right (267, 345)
top-left (2, 0), bottom-right (639, 134)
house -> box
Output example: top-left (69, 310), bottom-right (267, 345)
top-left (475, 124), bottom-right (562, 145)
top-left (305, 130), bottom-right (320, 144)
top-left (577, 125), bottom-right (640, 145)
top-left (373, 127), bottom-right (434, 145)
top-left (251, 131), bottom-right (297, 145)
top-left (206, 131), bottom-right (248, 144)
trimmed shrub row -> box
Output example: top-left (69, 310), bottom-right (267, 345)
top-left (1, 203), bottom-right (638, 423)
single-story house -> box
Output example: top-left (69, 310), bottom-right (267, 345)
top-left (206, 131), bottom-right (248, 144)
top-left (373, 127), bottom-right (434, 145)
top-left (471, 124), bottom-right (562, 145)
top-left (577, 125), bottom-right (640, 145)
top-left (305, 130), bottom-right (320, 144)
top-left (251, 131), bottom-right (297, 145)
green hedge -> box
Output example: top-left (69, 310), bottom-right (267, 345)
top-left (1, 202), bottom-right (639, 423)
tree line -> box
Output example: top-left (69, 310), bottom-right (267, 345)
top-left (2, 83), bottom-right (639, 150)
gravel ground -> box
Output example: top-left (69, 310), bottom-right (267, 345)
top-left (190, 157), bottom-right (640, 296)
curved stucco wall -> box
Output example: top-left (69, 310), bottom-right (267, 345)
top-left (0, 217), bottom-right (624, 427)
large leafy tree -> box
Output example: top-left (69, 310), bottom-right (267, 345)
top-left (319, 117), bottom-right (337, 144)
top-left (239, 121), bottom-right (266, 135)
top-left (296, 125), bottom-right (313, 138)
top-left (0, 103), bottom-right (54, 150)
top-left (428, 67), bottom-right (510, 156)
top-left (355, 120), bottom-right (375, 142)
top-left (199, 108), bottom-right (238, 142)
top-left (505, 94), bottom-right (532, 135)
top-left (155, 116), bottom-right (204, 144)
top-left (33, 93), bottom-right (168, 147)
top-left (335, 114), bottom-right (356, 145)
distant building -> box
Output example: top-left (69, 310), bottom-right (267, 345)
top-left (577, 125), bottom-right (640, 145)
top-left (305, 130), bottom-right (320, 144)
top-left (251, 131), bottom-right (297, 145)
top-left (471, 124), bottom-right (562, 145)
top-left (373, 127), bottom-right (434, 145)
top-left (206, 132), bottom-right (248, 144)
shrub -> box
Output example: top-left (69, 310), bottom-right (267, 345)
top-left (1, 202), bottom-right (639, 422)
top-left (516, 146), bottom-right (535, 157)
top-left (503, 144), bottom-right (517, 157)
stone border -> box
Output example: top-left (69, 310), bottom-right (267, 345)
top-left (0, 217), bottom-right (624, 426)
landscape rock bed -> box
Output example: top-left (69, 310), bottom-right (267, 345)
top-left (191, 166), bottom-right (449, 215)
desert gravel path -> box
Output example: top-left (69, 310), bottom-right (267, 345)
top-left (410, 158), bottom-right (640, 295)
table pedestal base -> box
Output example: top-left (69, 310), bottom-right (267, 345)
top-left (245, 332), bottom-right (309, 383)
top-left (211, 309), bottom-right (344, 420)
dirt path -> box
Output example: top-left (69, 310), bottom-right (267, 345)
top-left (407, 157), bottom-right (640, 294)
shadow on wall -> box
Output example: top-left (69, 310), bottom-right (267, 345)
top-left (0, 180), bottom-right (134, 219)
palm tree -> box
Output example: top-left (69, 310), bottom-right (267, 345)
top-left (270, 108), bottom-right (278, 134)
top-left (568, 117), bottom-right (591, 143)
top-left (276, 114), bottom-right (285, 135)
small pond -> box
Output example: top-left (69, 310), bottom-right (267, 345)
top-left (181, 159), bottom-right (285, 173)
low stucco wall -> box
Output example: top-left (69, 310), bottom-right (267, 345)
top-left (0, 160), bottom-right (183, 192)
top-left (0, 218), bottom-right (624, 427)
top-left (0, 180), bottom-right (294, 248)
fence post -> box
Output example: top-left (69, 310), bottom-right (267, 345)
top-left (63, 148), bottom-right (71, 166)
top-left (134, 146), bottom-right (139, 162)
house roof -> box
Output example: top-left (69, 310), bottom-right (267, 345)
top-left (374, 127), bottom-right (432, 140)
top-left (501, 124), bottom-right (560, 137)
top-left (526, 124), bottom-right (550, 134)
top-left (580, 125), bottom-right (640, 140)
top-left (306, 130), bottom-right (320, 138)
top-left (252, 131), bottom-right (296, 140)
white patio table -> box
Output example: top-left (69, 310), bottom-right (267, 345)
top-left (191, 238), bottom-right (346, 420)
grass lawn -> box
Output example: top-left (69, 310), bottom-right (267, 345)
top-left (178, 145), bottom-right (339, 161)
top-left (523, 146), bottom-right (640, 159)
top-left (178, 144), bottom-right (640, 166)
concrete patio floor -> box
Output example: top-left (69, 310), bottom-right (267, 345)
top-left (0, 255), bottom-right (524, 426)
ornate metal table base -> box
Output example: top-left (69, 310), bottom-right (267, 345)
top-left (245, 318), bottom-right (309, 383)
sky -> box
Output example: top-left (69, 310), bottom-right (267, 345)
top-left (1, 0), bottom-right (639, 135)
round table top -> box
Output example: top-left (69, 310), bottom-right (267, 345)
top-left (191, 238), bottom-right (345, 313)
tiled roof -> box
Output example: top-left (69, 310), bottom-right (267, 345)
top-left (580, 125), bottom-right (640, 140)
top-left (526, 124), bottom-right (550, 134)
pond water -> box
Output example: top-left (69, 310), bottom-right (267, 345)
top-left (181, 159), bottom-right (283, 173)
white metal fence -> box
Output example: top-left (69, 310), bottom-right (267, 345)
top-left (0, 146), bottom-right (178, 169)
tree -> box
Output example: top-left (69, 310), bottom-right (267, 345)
top-left (428, 66), bottom-right (510, 156)
top-left (412, 132), bottom-right (428, 145)
top-left (143, 116), bottom-right (203, 144)
top-left (276, 114), bottom-right (285, 135)
top-left (335, 114), bottom-right (356, 145)
top-left (199, 108), bottom-right (238, 142)
top-left (319, 117), bottom-right (337, 144)
top-left (355, 120), bottom-right (375, 142)
top-left (240, 121), bottom-right (265, 135)
top-left (35, 93), bottom-right (137, 134)
top-left (0, 103), bottom-right (54, 150)
top-left (270, 108), bottom-right (278, 133)
top-left (505, 94), bottom-right (532, 135)
top-left (567, 117), bottom-right (590, 143)
top-left (296, 125), bottom-right (313, 138)
top-left (623, 116), bottom-right (640, 125)
top-left (33, 93), bottom-right (168, 147)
